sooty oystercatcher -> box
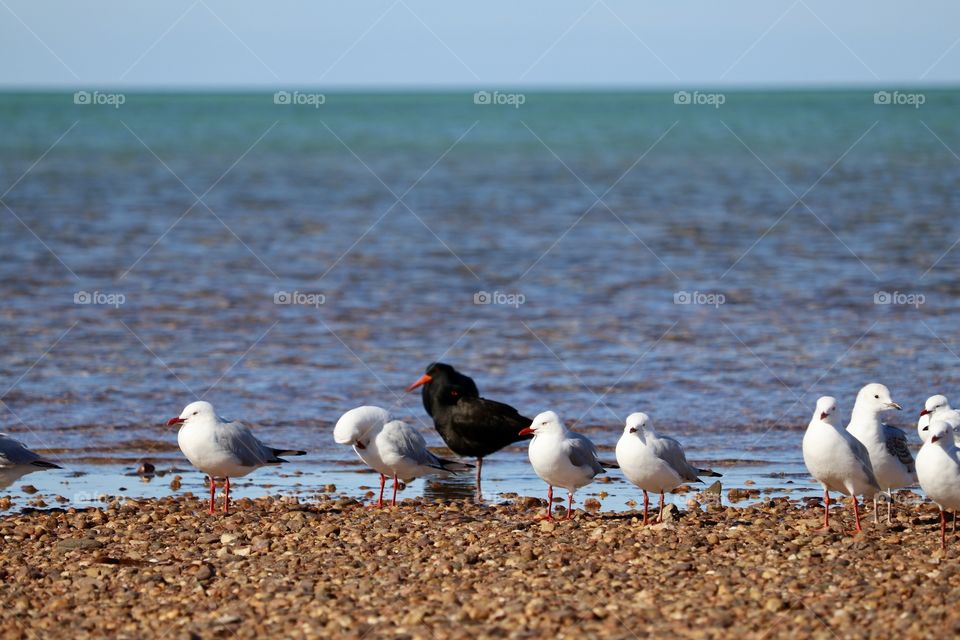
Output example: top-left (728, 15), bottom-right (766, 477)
top-left (406, 362), bottom-right (531, 499)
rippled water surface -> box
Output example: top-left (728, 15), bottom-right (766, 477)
top-left (2, 90), bottom-right (959, 512)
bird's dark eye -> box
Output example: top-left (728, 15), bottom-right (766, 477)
top-left (923, 426), bottom-right (929, 431)
top-left (874, 395), bottom-right (879, 399)
top-left (193, 411), bottom-right (198, 416)
top-left (541, 421), bottom-right (548, 426)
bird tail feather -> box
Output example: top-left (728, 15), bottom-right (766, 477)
top-left (697, 468), bottom-right (722, 477)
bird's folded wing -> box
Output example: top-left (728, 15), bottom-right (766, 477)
top-left (850, 437), bottom-right (881, 490)
top-left (217, 421), bottom-right (270, 467)
top-left (883, 425), bottom-right (916, 473)
top-left (448, 397), bottom-right (531, 441)
top-left (566, 434), bottom-right (604, 475)
top-left (652, 436), bottom-right (700, 482)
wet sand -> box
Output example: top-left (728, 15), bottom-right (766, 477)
top-left (1, 494), bottom-right (958, 639)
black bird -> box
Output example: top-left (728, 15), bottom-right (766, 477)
top-left (406, 362), bottom-right (531, 499)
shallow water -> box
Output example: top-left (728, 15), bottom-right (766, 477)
top-left (1, 89), bottom-right (958, 512)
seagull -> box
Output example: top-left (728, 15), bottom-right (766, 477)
top-left (916, 420), bottom-right (960, 549)
top-left (918, 394), bottom-right (960, 444)
top-left (167, 401), bottom-right (306, 514)
top-left (0, 434), bottom-right (61, 490)
top-left (615, 412), bottom-right (721, 525)
top-left (519, 410), bottom-right (611, 520)
top-left (846, 383), bottom-right (915, 524)
top-left (406, 362), bottom-right (531, 500)
top-left (334, 406), bottom-right (470, 506)
top-left (802, 396), bottom-right (880, 533)
top-left (335, 406), bottom-right (395, 507)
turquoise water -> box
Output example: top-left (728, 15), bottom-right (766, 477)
top-left (1, 89), bottom-right (958, 511)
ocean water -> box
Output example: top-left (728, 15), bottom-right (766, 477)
top-left (1, 89), bottom-right (958, 512)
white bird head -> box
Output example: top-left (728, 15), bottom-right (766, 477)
top-left (854, 383), bottom-right (901, 414)
top-left (920, 394), bottom-right (950, 419)
top-left (519, 410), bottom-right (565, 437)
top-left (624, 412), bottom-right (650, 436)
top-left (334, 406), bottom-right (391, 449)
top-left (167, 400), bottom-right (217, 427)
top-left (928, 420), bottom-right (956, 449)
top-left (813, 396), bottom-right (839, 425)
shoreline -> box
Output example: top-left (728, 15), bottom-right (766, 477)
top-left (1, 495), bottom-right (958, 639)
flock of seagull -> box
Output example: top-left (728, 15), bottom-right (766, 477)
top-left (4, 363), bottom-right (960, 549)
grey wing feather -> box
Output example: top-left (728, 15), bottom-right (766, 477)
top-left (883, 425), bottom-right (916, 473)
top-left (566, 433), bottom-right (605, 475)
top-left (0, 434), bottom-right (42, 466)
top-left (849, 436), bottom-right (881, 490)
top-left (219, 421), bottom-right (272, 467)
top-left (393, 424), bottom-right (439, 467)
top-left (652, 436), bottom-right (700, 483)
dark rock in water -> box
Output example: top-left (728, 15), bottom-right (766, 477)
top-left (136, 462), bottom-right (155, 476)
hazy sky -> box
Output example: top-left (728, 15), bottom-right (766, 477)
top-left (2, 1), bottom-right (959, 88)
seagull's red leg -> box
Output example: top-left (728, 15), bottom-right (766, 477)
top-left (208, 476), bottom-right (215, 515)
top-left (223, 477), bottom-right (230, 514)
top-left (565, 491), bottom-right (573, 520)
top-left (941, 508), bottom-right (947, 550)
top-left (538, 485), bottom-right (554, 520)
top-left (658, 491), bottom-right (665, 522)
top-left (823, 489), bottom-right (830, 529)
top-left (852, 495), bottom-right (863, 533)
top-left (642, 490), bottom-right (649, 525)
top-left (475, 457), bottom-right (483, 501)
top-left (953, 511), bottom-right (957, 534)
top-left (377, 473), bottom-right (385, 508)
top-left (391, 474), bottom-right (398, 507)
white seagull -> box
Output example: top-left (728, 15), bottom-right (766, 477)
top-left (918, 394), bottom-right (960, 444)
top-left (520, 410), bottom-right (610, 520)
top-left (802, 396), bottom-right (880, 533)
top-left (168, 401), bottom-right (306, 514)
top-left (0, 434), bottom-right (61, 490)
top-left (334, 406), bottom-right (470, 506)
top-left (846, 383), bottom-right (915, 523)
top-left (916, 420), bottom-right (960, 549)
top-left (615, 412), bottom-right (721, 525)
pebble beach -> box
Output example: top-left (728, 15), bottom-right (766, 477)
top-left (2, 494), bottom-right (958, 639)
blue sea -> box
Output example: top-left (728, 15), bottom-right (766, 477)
top-left (1, 89), bottom-right (958, 512)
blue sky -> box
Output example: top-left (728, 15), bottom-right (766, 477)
top-left (2, 1), bottom-right (959, 88)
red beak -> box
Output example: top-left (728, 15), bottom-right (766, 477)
top-left (932, 434), bottom-right (941, 443)
top-left (518, 427), bottom-right (534, 436)
top-left (405, 374), bottom-right (432, 392)
top-left (919, 409), bottom-right (931, 417)
top-left (820, 411), bottom-right (828, 420)
top-left (167, 417), bottom-right (184, 426)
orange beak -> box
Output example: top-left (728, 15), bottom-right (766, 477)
top-left (406, 374), bottom-right (432, 392)
top-left (518, 427), bottom-right (534, 436)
